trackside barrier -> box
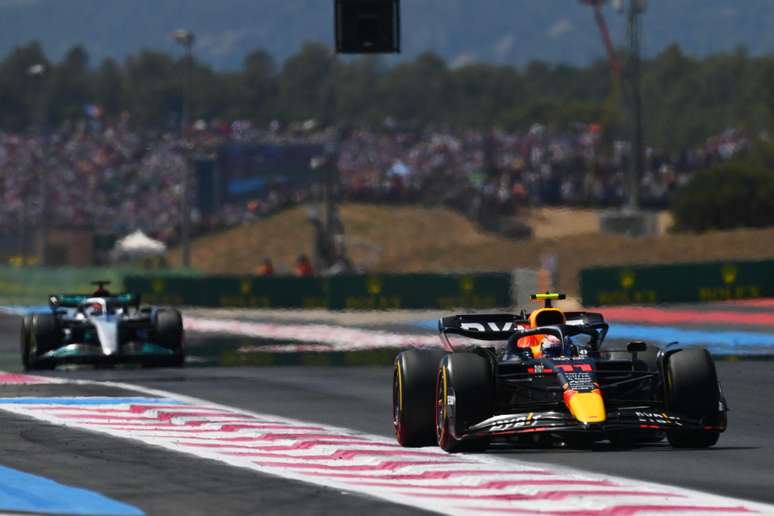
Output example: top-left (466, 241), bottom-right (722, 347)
top-left (0, 268), bottom-right (525, 310)
top-left (125, 276), bottom-right (327, 309)
top-left (0, 267), bottom-right (199, 306)
top-left (125, 272), bottom-right (514, 310)
top-left (581, 259), bottom-right (774, 306)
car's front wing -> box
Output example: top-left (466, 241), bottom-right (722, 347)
top-left (465, 408), bottom-right (726, 439)
top-left (42, 342), bottom-right (175, 364)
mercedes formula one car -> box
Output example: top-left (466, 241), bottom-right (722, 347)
top-left (20, 281), bottom-right (185, 370)
top-left (393, 293), bottom-right (727, 452)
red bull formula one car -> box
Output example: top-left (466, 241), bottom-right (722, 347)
top-left (393, 293), bottom-right (727, 452)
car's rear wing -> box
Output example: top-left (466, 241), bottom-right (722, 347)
top-left (439, 313), bottom-right (530, 342)
top-left (49, 293), bottom-right (141, 309)
top-left (439, 312), bottom-right (605, 337)
top-left (438, 311), bottom-right (607, 351)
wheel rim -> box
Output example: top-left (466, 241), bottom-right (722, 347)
top-left (435, 367), bottom-right (446, 441)
top-left (392, 363), bottom-right (401, 434)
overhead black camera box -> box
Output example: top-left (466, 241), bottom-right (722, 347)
top-left (335, 0), bottom-right (400, 54)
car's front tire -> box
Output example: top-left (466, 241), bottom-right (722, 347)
top-left (665, 348), bottom-right (721, 448)
top-left (152, 308), bottom-right (185, 367)
top-left (436, 352), bottom-right (493, 453)
top-left (25, 313), bottom-right (59, 371)
top-left (393, 348), bottom-right (446, 447)
top-left (20, 314), bottom-right (33, 370)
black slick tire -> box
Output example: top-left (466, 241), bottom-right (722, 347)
top-left (152, 308), bottom-right (185, 367)
top-left (665, 348), bottom-right (721, 448)
top-left (20, 314), bottom-right (33, 370)
top-left (393, 348), bottom-right (446, 447)
top-left (26, 313), bottom-right (59, 370)
top-left (435, 352), bottom-right (493, 453)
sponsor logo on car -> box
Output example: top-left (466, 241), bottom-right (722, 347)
top-left (488, 413), bottom-right (543, 432)
top-left (634, 411), bottom-right (683, 427)
top-left (460, 322), bottom-right (524, 332)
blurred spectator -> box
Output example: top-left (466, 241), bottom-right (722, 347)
top-left (256, 257), bottom-right (274, 277)
top-left (294, 254), bottom-right (314, 277)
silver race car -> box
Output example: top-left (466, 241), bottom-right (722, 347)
top-left (21, 281), bottom-right (185, 370)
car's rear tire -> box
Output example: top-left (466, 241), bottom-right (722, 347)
top-left (152, 308), bottom-right (185, 367)
top-left (665, 348), bottom-right (721, 448)
top-left (393, 348), bottom-right (446, 447)
top-left (26, 313), bottom-right (59, 370)
top-left (20, 314), bottom-right (33, 370)
top-left (436, 352), bottom-right (493, 453)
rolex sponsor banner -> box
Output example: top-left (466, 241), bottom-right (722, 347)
top-left (125, 276), bottom-right (327, 309)
top-left (125, 273), bottom-right (512, 310)
top-left (580, 260), bottom-right (774, 306)
top-left (0, 267), bottom-right (199, 306)
top-left (327, 273), bottom-right (512, 310)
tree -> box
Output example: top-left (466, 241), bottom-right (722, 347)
top-left (0, 39), bottom-right (768, 152)
top-left (124, 51), bottom-right (181, 128)
top-left (239, 50), bottom-right (278, 122)
top-left (450, 64), bottom-right (524, 128)
top-left (278, 42), bottom-right (333, 123)
top-left (0, 41), bottom-right (50, 130)
top-left (333, 56), bottom-right (383, 126)
top-left (377, 52), bottom-right (452, 127)
top-left (95, 58), bottom-right (125, 118)
top-left (48, 46), bottom-right (92, 124)
top-left (671, 162), bottom-right (774, 232)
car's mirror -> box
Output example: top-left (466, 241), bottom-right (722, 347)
top-left (627, 341), bottom-right (647, 352)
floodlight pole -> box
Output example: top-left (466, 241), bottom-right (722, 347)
top-left (314, 52), bottom-right (342, 272)
top-left (28, 64), bottom-right (47, 267)
top-left (172, 29), bottom-right (195, 268)
top-left (626, 0), bottom-right (644, 210)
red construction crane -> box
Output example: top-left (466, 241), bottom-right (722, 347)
top-left (579, 0), bottom-right (621, 83)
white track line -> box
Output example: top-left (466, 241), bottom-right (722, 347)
top-left (0, 374), bottom-right (770, 516)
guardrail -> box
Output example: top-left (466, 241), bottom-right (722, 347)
top-left (580, 259), bottom-right (774, 306)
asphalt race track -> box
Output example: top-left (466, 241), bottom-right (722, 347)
top-left (0, 312), bottom-right (773, 515)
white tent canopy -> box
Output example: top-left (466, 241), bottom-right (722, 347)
top-left (111, 230), bottom-right (167, 261)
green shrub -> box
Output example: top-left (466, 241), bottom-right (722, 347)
top-left (671, 162), bottom-right (774, 232)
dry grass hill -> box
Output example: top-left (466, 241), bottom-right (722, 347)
top-left (168, 203), bottom-right (774, 295)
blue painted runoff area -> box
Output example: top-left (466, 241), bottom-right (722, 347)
top-left (415, 319), bottom-right (439, 331)
top-left (0, 397), bottom-right (187, 406)
top-left (608, 324), bottom-right (774, 356)
top-left (415, 320), bottom-right (774, 356)
top-left (0, 464), bottom-right (143, 515)
top-left (0, 305), bottom-right (49, 316)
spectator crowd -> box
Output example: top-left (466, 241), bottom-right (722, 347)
top-left (0, 119), bottom-right (749, 247)
top-left (338, 125), bottom-right (749, 211)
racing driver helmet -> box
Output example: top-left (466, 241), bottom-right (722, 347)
top-left (540, 334), bottom-right (563, 358)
